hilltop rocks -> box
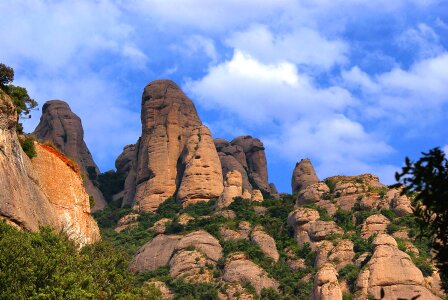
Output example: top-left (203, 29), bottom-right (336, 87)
top-left (34, 100), bottom-right (106, 211)
top-left (355, 234), bottom-right (440, 300)
top-left (176, 126), bottom-right (223, 206)
top-left (0, 90), bottom-right (59, 231)
top-left (116, 80), bottom-right (223, 212)
top-left (292, 159), bottom-right (319, 194)
top-left (216, 170), bottom-right (243, 209)
top-left (169, 250), bottom-right (215, 283)
top-left (214, 136), bottom-right (273, 196)
top-left (288, 208), bottom-right (343, 247)
top-left (312, 263), bottom-right (342, 300)
top-left (360, 214), bottom-right (390, 239)
top-left (31, 144), bottom-right (100, 246)
top-left (223, 253), bottom-right (279, 295)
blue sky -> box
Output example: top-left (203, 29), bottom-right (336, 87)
top-left (1, 0), bottom-right (447, 193)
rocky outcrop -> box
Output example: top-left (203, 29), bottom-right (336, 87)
top-left (312, 263), bottom-right (342, 300)
top-left (287, 208), bottom-right (342, 247)
top-left (119, 80), bottom-right (223, 212)
top-left (216, 170), bottom-right (243, 209)
top-left (34, 100), bottom-right (106, 211)
top-left (0, 90), bottom-right (59, 231)
top-left (292, 158), bottom-right (319, 194)
top-left (223, 253), bottom-right (279, 295)
top-left (31, 144), bottom-right (100, 246)
top-left (355, 234), bottom-right (440, 300)
top-left (251, 189), bottom-right (264, 202)
top-left (250, 225), bottom-right (279, 262)
top-left (214, 136), bottom-right (272, 196)
top-left (115, 213), bottom-right (139, 233)
top-left (360, 214), bottom-right (390, 239)
top-left (176, 126), bottom-right (223, 206)
top-left (130, 234), bottom-right (182, 273)
top-left (130, 230), bottom-right (223, 275)
top-left (169, 250), bottom-right (215, 283)
top-left (0, 90), bottom-right (99, 247)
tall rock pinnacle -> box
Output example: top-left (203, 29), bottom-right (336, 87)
top-left (291, 158), bottom-right (319, 194)
top-left (33, 100), bottom-right (106, 211)
top-left (125, 80), bottom-right (223, 211)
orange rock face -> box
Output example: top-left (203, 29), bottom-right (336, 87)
top-left (32, 144), bottom-right (100, 247)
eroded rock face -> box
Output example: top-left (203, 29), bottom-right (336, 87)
top-left (292, 158), bottom-right (319, 194)
top-left (355, 234), bottom-right (440, 300)
top-left (361, 214), bottom-right (390, 239)
top-left (177, 126), bottom-right (223, 206)
top-left (214, 136), bottom-right (272, 196)
top-left (34, 100), bottom-right (106, 211)
top-left (169, 250), bottom-right (215, 283)
top-left (31, 144), bottom-right (101, 247)
top-left (216, 170), bottom-right (243, 209)
top-left (0, 90), bottom-right (59, 231)
top-left (313, 263), bottom-right (342, 300)
top-left (250, 225), bottom-right (279, 262)
top-left (223, 253), bottom-right (279, 295)
top-left (129, 234), bottom-right (182, 273)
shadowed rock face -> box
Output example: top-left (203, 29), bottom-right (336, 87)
top-left (214, 136), bottom-right (272, 195)
top-left (120, 80), bottom-right (222, 212)
top-left (33, 100), bottom-right (106, 211)
top-left (292, 158), bottom-right (319, 194)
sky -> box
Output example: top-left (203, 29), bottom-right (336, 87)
top-left (1, 0), bottom-right (447, 193)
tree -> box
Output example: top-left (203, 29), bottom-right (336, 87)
top-left (395, 147), bottom-right (448, 291)
top-left (0, 63), bottom-right (37, 133)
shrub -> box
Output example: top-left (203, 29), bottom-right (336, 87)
top-left (19, 135), bottom-right (36, 158)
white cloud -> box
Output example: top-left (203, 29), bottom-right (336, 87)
top-left (170, 35), bottom-right (219, 63)
top-left (397, 23), bottom-right (443, 58)
top-left (226, 25), bottom-right (348, 70)
top-left (186, 50), bottom-right (395, 182)
top-left (443, 145), bottom-right (448, 155)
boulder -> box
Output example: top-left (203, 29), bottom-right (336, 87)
top-left (297, 182), bottom-right (329, 205)
top-left (292, 158), bottom-right (319, 194)
top-left (251, 189), bottom-right (263, 202)
top-left (169, 250), bottom-right (214, 283)
top-left (223, 253), bottom-right (279, 295)
top-left (312, 263), bottom-right (342, 300)
top-left (216, 170), bottom-right (243, 209)
top-left (250, 226), bottom-right (279, 262)
top-left (129, 234), bottom-right (181, 273)
top-left (175, 230), bottom-right (223, 262)
top-left (327, 240), bottom-right (355, 270)
top-left (34, 100), bottom-right (106, 211)
top-left (115, 213), bottom-right (139, 233)
top-left (355, 234), bottom-right (440, 300)
top-left (308, 221), bottom-right (344, 241)
top-left (361, 214), bottom-right (390, 239)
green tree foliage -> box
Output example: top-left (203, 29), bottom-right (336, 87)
top-left (0, 63), bottom-right (37, 133)
top-left (0, 221), bottom-right (161, 299)
top-left (19, 135), bottom-right (36, 158)
top-left (396, 147), bottom-right (448, 290)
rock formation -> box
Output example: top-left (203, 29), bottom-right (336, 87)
top-left (355, 234), bottom-right (440, 300)
top-left (31, 144), bottom-right (101, 246)
top-left (119, 80), bottom-right (223, 212)
top-left (223, 253), bottom-right (279, 295)
top-left (312, 263), bottom-right (342, 300)
top-left (214, 136), bottom-right (275, 196)
top-left (0, 90), bottom-right (59, 231)
top-left (292, 158), bottom-right (319, 194)
top-left (250, 225), bottom-right (279, 262)
top-left (33, 100), bottom-right (106, 211)
top-left (0, 90), bottom-right (100, 246)
top-left (216, 170), bottom-right (243, 209)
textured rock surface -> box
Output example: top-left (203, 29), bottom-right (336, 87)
top-left (169, 250), bottom-right (214, 283)
top-left (0, 90), bottom-right (59, 231)
top-left (297, 182), bottom-right (330, 205)
top-left (130, 234), bottom-right (181, 273)
top-left (292, 158), bottom-right (319, 194)
top-left (250, 226), bottom-right (279, 262)
top-left (32, 144), bottom-right (100, 246)
top-left (361, 214), bottom-right (390, 239)
top-left (177, 125), bottom-right (223, 206)
top-left (355, 234), bottom-right (440, 300)
top-left (115, 213), bottom-right (139, 233)
top-left (223, 253), bottom-right (279, 295)
top-left (251, 189), bottom-right (264, 202)
top-left (175, 230), bottom-right (223, 262)
top-left (34, 100), bottom-right (106, 211)
top-left (313, 263), bottom-right (342, 300)
top-left (215, 136), bottom-right (272, 196)
top-left (216, 170), bottom-right (242, 209)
